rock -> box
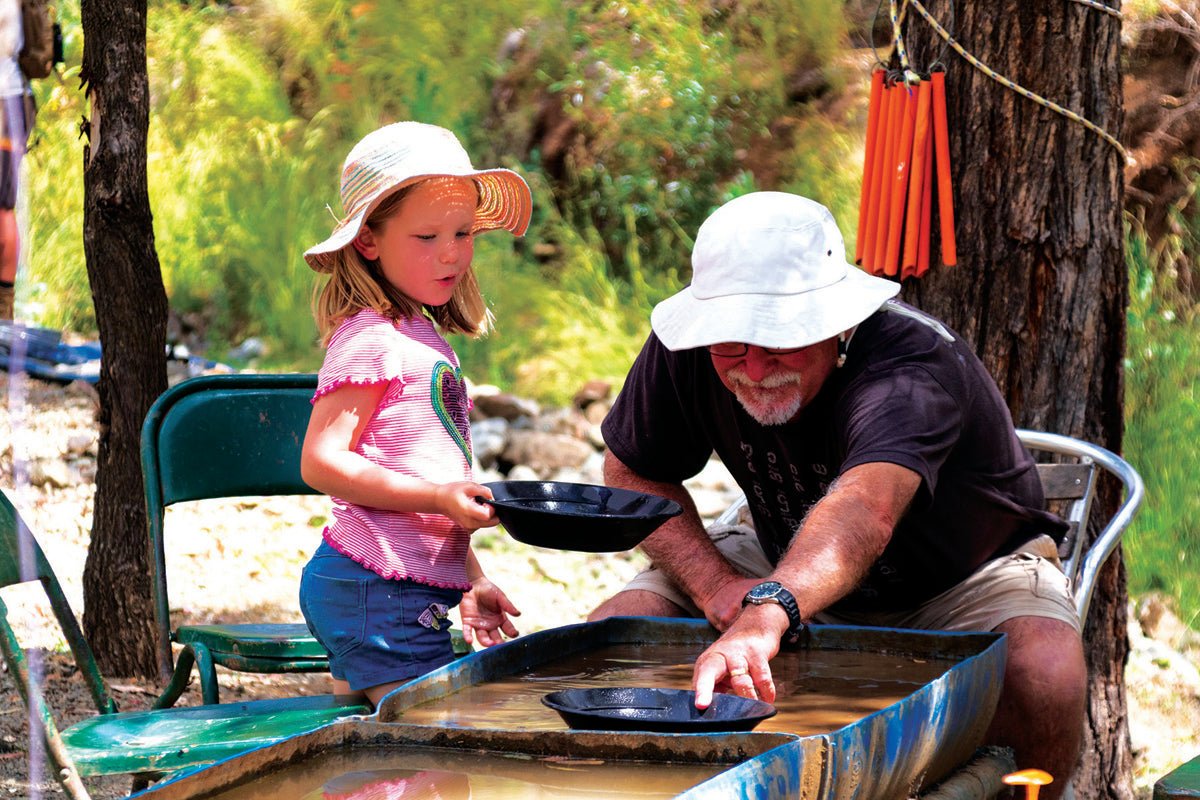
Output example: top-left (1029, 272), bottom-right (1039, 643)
top-left (501, 430), bottom-right (593, 477)
top-left (228, 337), bottom-right (266, 362)
top-left (474, 464), bottom-right (505, 485)
top-left (474, 392), bottom-right (540, 421)
top-left (579, 451), bottom-right (605, 483)
top-left (534, 407), bottom-right (591, 440)
top-left (586, 423), bottom-right (606, 450)
top-left (469, 383), bottom-right (502, 401)
top-left (470, 418), bottom-right (508, 468)
top-left (66, 432), bottom-right (96, 456)
top-left (573, 380), bottom-right (611, 409)
top-left (685, 458), bottom-right (738, 492)
top-left (688, 487), bottom-right (735, 522)
top-left (583, 399), bottom-right (610, 426)
top-left (28, 458), bottom-right (72, 489)
top-left (1138, 593), bottom-right (1198, 650)
top-left (64, 379), bottom-right (98, 405)
top-left (74, 459), bottom-right (97, 484)
top-left (506, 464), bottom-right (540, 482)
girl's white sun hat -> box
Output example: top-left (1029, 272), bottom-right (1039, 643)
top-left (650, 192), bottom-right (900, 351)
top-left (304, 122), bottom-right (533, 272)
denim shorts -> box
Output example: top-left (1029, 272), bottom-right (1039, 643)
top-left (299, 541), bottom-right (464, 691)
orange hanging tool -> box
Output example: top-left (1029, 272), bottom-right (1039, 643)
top-left (931, 70), bottom-right (957, 267)
top-left (855, 69), bottom-right (885, 265)
top-left (871, 79), bottom-right (906, 275)
top-left (884, 78), bottom-right (919, 276)
top-left (863, 77), bottom-right (896, 274)
top-left (901, 78), bottom-right (933, 278)
top-left (914, 126), bottom-right (934, 278)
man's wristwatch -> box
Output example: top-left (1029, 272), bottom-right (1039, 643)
top-left (742, 581), bottom-right (805, 644)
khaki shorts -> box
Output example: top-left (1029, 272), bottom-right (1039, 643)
top-left (623, 525), bottom-right (1080, 633)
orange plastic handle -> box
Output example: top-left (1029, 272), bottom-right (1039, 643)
top-left (871, 81), bottom-right (906, 275)
top-left (855, 70), bottom-right (886, 265)
top-left (931, 71), bottom-right (957, 266)
top-left (914, 128), bottom-right (934, 278)
top-left (863, 79), bottom-right (897, 274)
top-left (901, 79), bottom-right (933, 276)
top-left (884, 79), bottom-right (920, 276)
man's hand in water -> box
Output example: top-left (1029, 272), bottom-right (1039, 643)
top-left (691, 603), bottom-right (788, 709)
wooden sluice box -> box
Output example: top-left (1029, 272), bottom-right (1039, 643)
top-left (132, 617), bottom-right (1006, 800)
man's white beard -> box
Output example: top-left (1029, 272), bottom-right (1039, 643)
top-left (726, 368), bottom-right (805, 426)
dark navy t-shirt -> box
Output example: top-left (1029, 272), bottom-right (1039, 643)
top-left (602, 301), bottom-right (1068, 612)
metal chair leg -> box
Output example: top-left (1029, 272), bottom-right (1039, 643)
top-left (152, 643), bottom-right (221, 708)
top-left (191, 643), bottom-right (220, 704)
top-left (152, 647), bottom-right (195, 710)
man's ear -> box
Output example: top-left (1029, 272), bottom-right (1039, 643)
top-left (352, 227), bottom-right (378, 260)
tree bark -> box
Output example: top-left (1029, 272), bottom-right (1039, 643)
top-left (900, 2), bottom-right (1130, 797)
top-left (79, 0), bottom-right (166, 678)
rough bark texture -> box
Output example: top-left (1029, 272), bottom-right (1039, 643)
top-left (79, 0), bottom-right (167, 678)
top-left (900, 3), bottom-right (1130, 797)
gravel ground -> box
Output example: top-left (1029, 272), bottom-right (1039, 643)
top-left (0, 370), bottom-right (1197, 799)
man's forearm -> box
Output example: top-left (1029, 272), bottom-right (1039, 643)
top-left (603, 453), bottom-right (741, 607)
top-left (770, 462), bottom-right (917, 619)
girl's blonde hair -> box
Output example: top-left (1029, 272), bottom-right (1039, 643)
top-left (312, 181), bottom-right (494, 344)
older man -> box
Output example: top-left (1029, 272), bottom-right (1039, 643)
top-left (590, 192), bottom-right (1085, 798)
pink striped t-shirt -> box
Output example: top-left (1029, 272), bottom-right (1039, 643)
top-left (313, 309), bottom-right (473, 589)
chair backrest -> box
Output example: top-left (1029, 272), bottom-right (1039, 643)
top-left (140, 373), bottom-right (319, 676)
top-left (0, 490), bottom-right (118, 790)
top-left (709, 429), bottom-right (1143, 625)
top-left (1015, 429), bottom-right (1144, 622)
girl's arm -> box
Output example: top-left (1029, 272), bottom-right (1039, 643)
top-left (459, 546), bottom-right (521, 647)
top-left (301, 382), bottom-right (497, 530)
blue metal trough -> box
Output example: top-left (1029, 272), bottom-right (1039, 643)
top-left (132, 617), bottom-right (1006, 800)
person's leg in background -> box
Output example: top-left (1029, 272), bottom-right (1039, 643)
top-left (0, 91), bottom-right (28, 321)
top-left (0, 206), bottom-right (17, 320)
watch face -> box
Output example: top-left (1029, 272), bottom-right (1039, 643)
top-left (747, 581), bottom-right (783, 602)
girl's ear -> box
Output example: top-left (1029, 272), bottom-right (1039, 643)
top-left (352, 227), bottom-right (378, 260)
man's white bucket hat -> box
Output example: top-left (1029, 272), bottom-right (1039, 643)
top-left (304, 122), bottom-right (533, 272)
top-left (651, 192), bottom-right (900, 351)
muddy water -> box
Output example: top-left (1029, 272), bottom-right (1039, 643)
top-left (397, 643), bottom-right (955, 736)
top-left (204, 746), bottom-right (727, 799)
top-left (199, 644), bottom-right (955, 799)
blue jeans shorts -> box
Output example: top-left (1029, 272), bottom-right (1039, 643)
top-left (299, 541), bottom-right (465, 691)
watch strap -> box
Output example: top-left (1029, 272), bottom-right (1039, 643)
top-left (744, 582), bottom-right (805, 645)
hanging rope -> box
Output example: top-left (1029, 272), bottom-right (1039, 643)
top-left (904, 0), bottom-right (1127, 159)
top-left (1068, 0), bottom-right (1122, 19)
top-left (889, 0), bottom-right (913, 77)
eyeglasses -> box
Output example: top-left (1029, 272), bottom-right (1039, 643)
top-left (707, 343), bottom-right (806, 358)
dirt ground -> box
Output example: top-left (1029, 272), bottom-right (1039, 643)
top-left (0, 371), bottom-right (1198, 799)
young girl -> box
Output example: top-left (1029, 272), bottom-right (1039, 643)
top-left (298, 122), bottom-right (531, 706)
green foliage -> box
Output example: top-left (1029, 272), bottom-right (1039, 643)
top-left (453, 182), bottom-right (663, 405)
top-left (524, 0), bottom-right (850, 283)
top-left (22, 1), bottom-right (85, 328)
top-left (779, 113), bottom-right (864, 248)
top-left (1123, 224), bottom-right (1200, 627)
top-left (26, 0), bottom-right (855, 389)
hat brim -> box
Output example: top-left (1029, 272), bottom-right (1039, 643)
top-left (304, 168), bottom-right (533, 272)
top-left (651, 264), bottom-right (900, 351)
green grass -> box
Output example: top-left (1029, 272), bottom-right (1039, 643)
top-left (1123, 229), bottom-right (1200, 628)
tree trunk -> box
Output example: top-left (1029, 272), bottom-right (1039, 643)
top-left (900, 2), bottom-right (1130, 797)
top-left (79, 0), bottom-right (166, 678)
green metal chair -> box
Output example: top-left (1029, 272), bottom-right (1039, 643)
top-left (141, 373), bottom-right (469, 707)
top-left (0, 488), bottom-right (371, 799)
